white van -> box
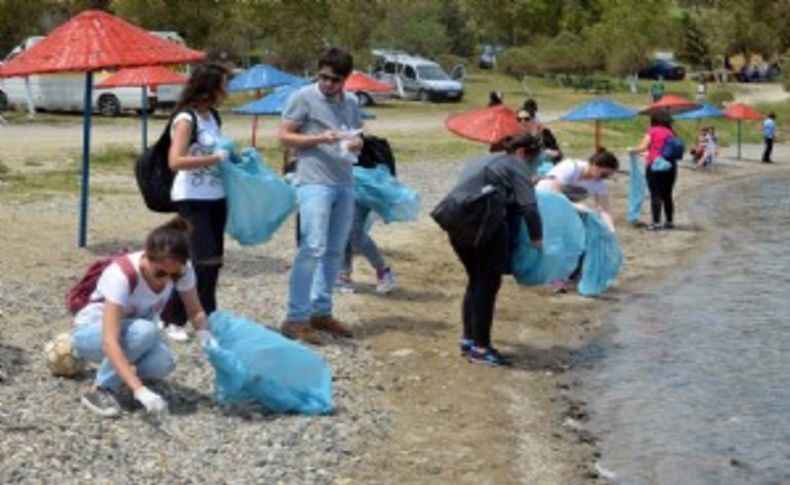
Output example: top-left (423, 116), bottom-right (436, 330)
top-left (0, 32), bottom-right (187, 116)
top-left (371, 49), bottom-right (464, 102)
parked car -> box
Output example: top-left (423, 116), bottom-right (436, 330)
top-left (479, 44), bottom-right (504, 69)
top-left (637, 60), bottom-right (686, 81)
top-left (371, 49), bottom-right (464, 102)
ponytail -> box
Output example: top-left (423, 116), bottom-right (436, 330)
top-left (145, 216), bottom-right (191, 263)
top-left (495, 132), bottom-right (542, 157)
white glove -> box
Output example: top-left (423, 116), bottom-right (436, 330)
top-left (196, 329), bottom-right (217, 347)
top-left (215, 148), bottom-right (231, 164)
top-left (134, 386), bottom-right (168, 414)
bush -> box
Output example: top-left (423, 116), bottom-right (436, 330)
top-left (497, 33), bottom-right (601, 78)
top-left (706, 87), bottom-right (735, 107)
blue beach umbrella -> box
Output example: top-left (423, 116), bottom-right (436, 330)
top-left (228, 64), bottom-right (308, 92)
top-left (673, 102), bottom-right (724, 120)
top-left (229, 64), bottom-right (308, 146)
top-left (560, 99), bottom-right (637, 149)
top-left (234, 84), bottom-right (376, 119)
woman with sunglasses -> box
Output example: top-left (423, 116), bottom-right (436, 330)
top-left (536, 148), bottom-right (619, 292)
top-left (72, 217), bottom-right (212, 418)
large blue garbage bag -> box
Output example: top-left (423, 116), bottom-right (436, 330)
top-left (352, 165), bottom-right (421, 223)
top-left (512, 190), bottom-right (586, 285)
top-left (219, 147), bottom-right (296, 245)
top-left (578, 211), bottom-right (623, 296)
top-left (202, 310), bottom-right (333, 415)
top-left (628, 153), bottom-right (646, 223)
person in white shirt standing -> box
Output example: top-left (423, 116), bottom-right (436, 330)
top-left (72, 217), bottom-right (214, 418)
top-left (164, 62), bottom-right (231, 342)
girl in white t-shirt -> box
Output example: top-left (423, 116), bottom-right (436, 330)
top-left (536, 148), bottom-right (619, 232)
top-left (164, 62), bottom-right (231, 343)
top-left (72, 217), bottom-right (213, 418)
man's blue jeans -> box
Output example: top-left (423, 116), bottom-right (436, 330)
top-left (73, 318), bottom-right (175, 391)
top-left (287, 183), bottom-right (354, 321)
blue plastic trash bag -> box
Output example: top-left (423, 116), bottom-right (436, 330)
top-left (202, 310), bottom-right (334, 415)
top-left (536, 152), bottom-right (554, 177)
top-left (627, 153), bottom-right (646, 223)
top-left (578, 211), bottom-right (623, 296)
top-left (512, 190), bottom-right (586, 285)
top-left (220, 147), bottom-right (296, 245)
top-left (352, 165), bottom-right (421, 223)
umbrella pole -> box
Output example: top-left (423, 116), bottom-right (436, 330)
top-left (737, 120), bottom-right (742, 160)
top-left (141, 87), bottom-right (148, 150)
top-left (251, 88), bottom-right (262, 147)
top-left (78, 72), bottom-right (94, 248)
top-left (595, 120), bottom-right (601, 150)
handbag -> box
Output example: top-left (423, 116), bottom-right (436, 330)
top-left (431, 182), bottom-right (506, 247)
top-left (650, 156), bottom-right (673, 172)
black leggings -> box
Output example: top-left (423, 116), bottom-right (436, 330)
top-left (450, 223), bottom-right (509, 348)
top-left (170, 199), bottom-right (227, 326)
top-left (646, 162), bottom-right (677, 224)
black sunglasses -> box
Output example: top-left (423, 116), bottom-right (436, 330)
top-left (152, 267), bottom-right (184, 280)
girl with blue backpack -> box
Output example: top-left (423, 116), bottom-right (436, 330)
top-left (629, 110), bottom-right (680, 230)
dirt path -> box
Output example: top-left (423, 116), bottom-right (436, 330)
top-left (731, 82), bottom-right (789, 104)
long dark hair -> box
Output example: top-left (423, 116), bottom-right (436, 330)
top-left (493, 132), bottom-right (543, 158)
top-left (650, 109), bottom-right (674, 130)
top-left (176, 62), bottom-right (231, 111)
top-left (145, 216), bottom-right (191, 264)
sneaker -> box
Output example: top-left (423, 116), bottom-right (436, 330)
top-left (335, 271), bottom-right (355, 294)
top-left (81, 387), bottom-right (122, 418)
top-left (164, 324), bottom-right (190, 342)
top-left (467, 347), bottom-right (510, 367)
top-left (552, 280), bottom-right (568, 294)
top-left (459, 338), bottom-right (474, 356)
top-left (647, 222), bottom-right (663, 231)
top-left (281, 320), bottom-right (324, 345)
top-left (663, 222), bottom-right (675, 230)
top-left (375, 267), bottom-right (396, 294)
top-left (310, 315), bottom-right (354, 338)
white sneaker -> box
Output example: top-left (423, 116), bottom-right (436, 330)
top-left (335, 271), bottom-right (356, 294)
top-left (164, 325), bottom-right (190, 342)
top-left (376, 267), bottom-right (396, 294)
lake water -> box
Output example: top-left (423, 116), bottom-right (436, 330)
top-left (576, 175), bottom-right (790, 484)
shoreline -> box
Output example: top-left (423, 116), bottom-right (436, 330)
top-left (550, 159), bottom-right (790, 483)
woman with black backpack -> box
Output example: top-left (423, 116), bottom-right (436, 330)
top-left (164, 62), bottom-right (231, 341)
top-left (432, 132), bottom-right (543, 366)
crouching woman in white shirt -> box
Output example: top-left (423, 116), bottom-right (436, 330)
top-left (535, 148), bottom-right (619, 292)
top-left (72, 217), bottom-right (213, 418)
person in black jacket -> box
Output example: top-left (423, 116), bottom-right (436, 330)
top-left (440, 132), bottom-right (543, 366)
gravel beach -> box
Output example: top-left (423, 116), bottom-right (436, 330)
top-left (1, 131), bottom-right (786, 483)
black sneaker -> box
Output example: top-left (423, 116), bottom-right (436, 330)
top-left (663, 222), bottom-right (675, 230)
top-left (81, 388), bottom-right (122, 418)
top-left (467, 347), bottom-right (510, 367)
top-left (647, 222), bottom-right (663, 231)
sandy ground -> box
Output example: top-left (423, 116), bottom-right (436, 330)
top-left (0, 96), bottom-right (788, 482)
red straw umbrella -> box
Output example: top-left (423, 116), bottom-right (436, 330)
top-left (445, 105), bottom-right (521, 144)
top-left (344, 71), bottom-right (394, 93)
top-left (98, 66), bottom-right (187, 150)
top-left (724, 103), bottom-right (764, 160)
top-left (639, 94), bottom-right (699, 116)
top-left (0, 10), bottom-right (205, 247)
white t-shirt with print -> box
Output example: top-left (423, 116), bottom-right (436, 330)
top-left (536, 159), bottom-right (607, 196)
top-left (170, 111), bottom-right (225, 201)
top-left (74, 251), bottom-right (196, 326)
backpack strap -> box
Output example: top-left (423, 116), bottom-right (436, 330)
top-left (114, 255), bottom-right (138, 295)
